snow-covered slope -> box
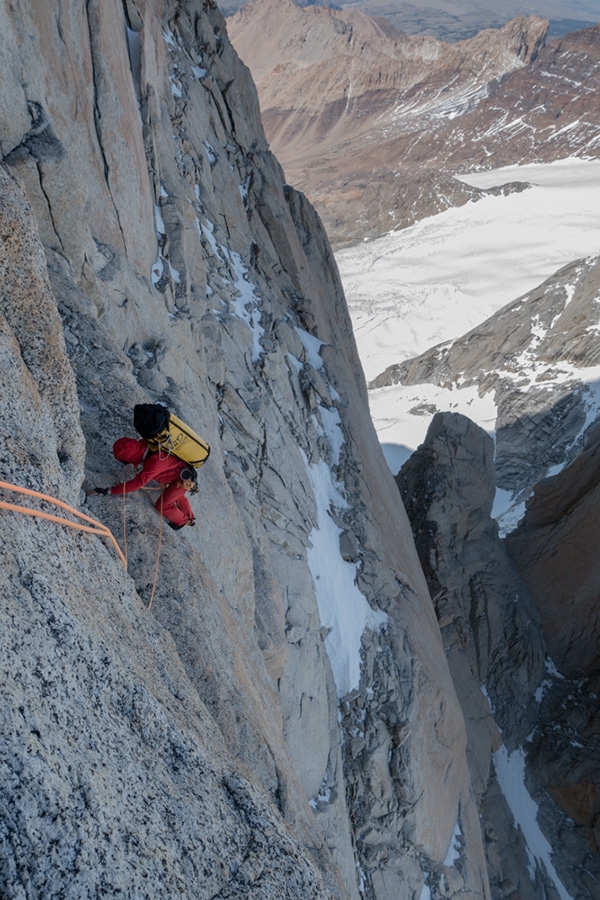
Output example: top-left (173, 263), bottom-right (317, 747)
top-left (340, 160), bottom-right (600, 380)
top-left (337, 158), bottom-right (600, 531)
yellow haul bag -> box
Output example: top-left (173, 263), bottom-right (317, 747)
top-left (148, 413), bottom-right (211, 468)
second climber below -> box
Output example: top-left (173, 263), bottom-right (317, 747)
top-left (90, 436), bottom-right (197, 530)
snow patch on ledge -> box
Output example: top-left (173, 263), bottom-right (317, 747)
top-left (443, 819), bottom-right (462, 867)
top-left (297, 327), bottom-right (325, 370)
top-left (304, 456), bottom-right (387, 698)
top-left (494, 745), bottom-right (572, 900)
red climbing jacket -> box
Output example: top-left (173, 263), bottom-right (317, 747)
top-left (110, 437), bottom-right (194, 527)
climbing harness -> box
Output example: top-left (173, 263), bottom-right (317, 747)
top-left (0, 479), bottom-right (127, 568)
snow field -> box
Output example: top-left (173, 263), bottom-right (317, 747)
top-left (336, 159), bottom-right (600, 500)
top-left (304, 456), bottom-right (387, 698)
top-left (494, 746), bottom-right (572, 900)
top-left (338, 159), bottom-right (600, 382)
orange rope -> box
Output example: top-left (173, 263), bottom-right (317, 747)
top-left (121, 482), bottom-right (128, 568)
top-left (147, 494), bottom-right (163, 610)
top-left (0, 480), bottom-right (127, 569)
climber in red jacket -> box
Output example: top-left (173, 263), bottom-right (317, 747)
top-left (88, 437), bottom-right (196, 530)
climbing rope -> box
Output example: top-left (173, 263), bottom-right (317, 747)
top-left (121, 483), bottom-right (163, 609)
top-left (121, 482), bottom-right (128, 568)
top-left (147, 494), bottom-right (163, 611)
top-left (0, 479), bottom-right (127, 568)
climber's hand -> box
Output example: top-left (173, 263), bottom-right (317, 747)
top-left (87, 486), bottom-right (109, 496)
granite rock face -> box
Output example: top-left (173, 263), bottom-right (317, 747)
top-left (397, 413), bottom-right (545, 756)
top-left (506, 423), bottom-right (600, 678)
top-left (397, 411), bottom-right (600, 899)
top-left (0, 166), bottom-right (85, 502)
top-left (0, 1), bottom-right (494, 898)
top-left (0, 162), bottom-right (337, 900)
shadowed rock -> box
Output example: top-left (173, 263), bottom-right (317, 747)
top-left (397, 411), bottom-right (600, 898)
top-left (506, 422), bottom-right (600, 678)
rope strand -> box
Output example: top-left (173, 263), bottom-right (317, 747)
top-left (147, 494), bottom-right (163, 610)
top-left (121, 482), bottom-right (128, 568)
top-left (0, 480), bottom-right (127, 568)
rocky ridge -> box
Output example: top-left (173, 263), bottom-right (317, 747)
top-left (0, 1), bottom-right (496, 898)
top-left (222, 0), bottom-right (599, 43)
top-left (373, 253), bottom-right (600, 513)
top-left (228, 0), bottom-right (600, 246)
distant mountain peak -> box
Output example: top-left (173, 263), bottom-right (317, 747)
top-left (228, 3), bottom-right (565, 245)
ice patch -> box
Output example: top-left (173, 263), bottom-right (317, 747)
top-left (228, 250), bottom-right (265, 363)
top-left (169, 73), bottom-right (182, 98)
top-left (154, 204), bottom-right (165, 236)
top-left (309, 775), bottom-right (332, 808)
top-left (494, 745), bottom-right (572, 899)
top-left (200, 220), bottom-right (221, 258)
top-left (297, 327), bottom-right (325, 370)
top-left (318, 406), bottom-right (344, 465)
top-left (239, 175), bottom-right (251, 202)
top-left (492, 488), bottom-right (526, 536)
top-left (203, 141), bottom-right (217, 165)
top-left (546, 658), bottom-right (565, 680)
top-left (443, 820), bottom-right (462, 867)
top-left (151, 257), bottom-right (164, 286)
top-left (287, 353), bottom-right (302, 373)
top-left (199, 219), bottom-right (264, 360)
top-left (162, 28), bottom-right (177, 48)
top-left (304, 456), bottom-right (387, 698)
top-left (536, 657), bottom-right (566, 702)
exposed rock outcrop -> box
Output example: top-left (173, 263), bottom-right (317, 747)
top-left (374, 254), bottom-right (600, 509)
top-left (0, 1), bottom-right (496, 898)
top-left (397, 413), bottom-right (545, 754)
top-left (506, 422), bottom-right (600, 678)
top-left (397, 411), bottom-right (600, 899)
